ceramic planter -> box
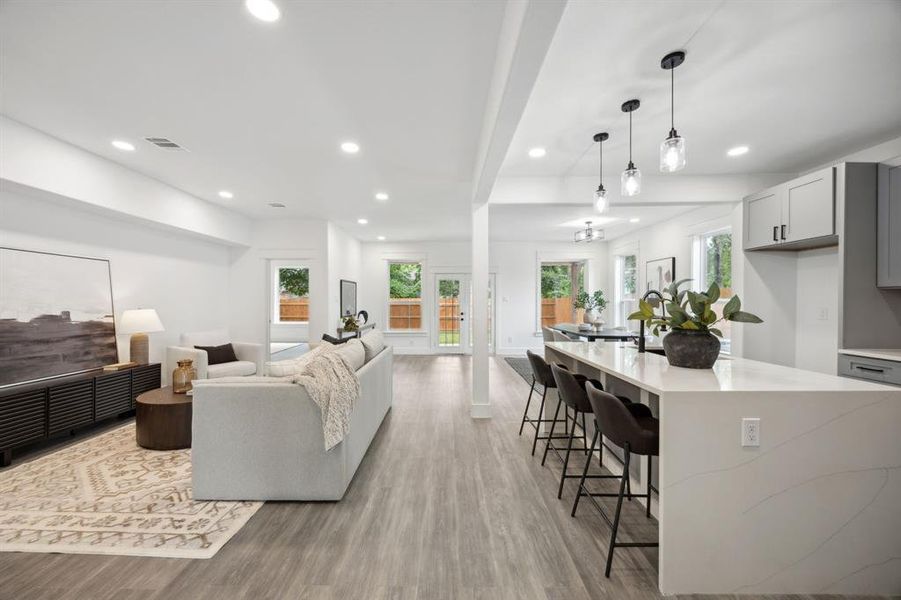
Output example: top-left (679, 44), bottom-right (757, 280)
top-left (662, 329), bottom-right (720, 369)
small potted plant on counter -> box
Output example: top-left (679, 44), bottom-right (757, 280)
top-left (628, 279), bottom-right (762, 368)
top-left (574, 290), bottom-right (608, 329)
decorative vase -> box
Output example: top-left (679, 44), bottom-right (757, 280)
top-left (661, 329), bottom-right (720, 369)
top-left (583, 309), bottom-right (598, 324)
top-left (172, 359), bottom-right (196, 394)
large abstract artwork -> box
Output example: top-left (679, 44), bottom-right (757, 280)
top-left (0, 248), bottom-right (118, 387)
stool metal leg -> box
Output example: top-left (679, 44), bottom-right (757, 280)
top-left (646, 455), bottom-right (653, 518)
top-left (519, 377), bottom-right (536, 436)
top-left (581, 412), bottom-right (588, 455)
top-left (557, 411), bottom-right (578, 499)
top-left (605, 443), bottom-right (631, 578)
top-left (530, 386), bottom-right (548, 456)
top-left (541, 397), bottom-right (564, 466)
top-left (571, 428), bottom-right (599, 517)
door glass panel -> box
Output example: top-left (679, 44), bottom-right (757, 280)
top-left (437, 277), bottom-right (462, 348)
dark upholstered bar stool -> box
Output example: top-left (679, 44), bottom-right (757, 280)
top-left (520, 351), bottom-right (580, 456)
top-left (574, 382), bottom-right (659, 578)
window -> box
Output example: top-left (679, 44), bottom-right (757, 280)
top-left (614, 254), bottom-right (638, 327)
top-left (388, 262), bottom-right (422, 331)
top-left (539, 261), bottom-right (585, 329)
top-left (694, 228), bottom-right (733, 353)
top-left (273, 266), bottom-right (309, 324)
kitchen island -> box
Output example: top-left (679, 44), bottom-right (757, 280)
top-left (545, 341), bottom-right (901, 596)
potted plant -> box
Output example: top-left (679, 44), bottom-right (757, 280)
top-left (628, 279), bottom-right (762, 368)
top-left (574, 290), bottom-right (608, 326)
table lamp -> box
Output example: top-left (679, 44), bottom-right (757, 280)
top-left (119, 309), bottom-right (165, 365)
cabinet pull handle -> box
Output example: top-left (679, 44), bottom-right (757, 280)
top-left (781, 224), bottom-right (786, 240)
top-left (773, 226), bottom-right (778, 242)
top-left (855, 365), bottom-right (885, 373)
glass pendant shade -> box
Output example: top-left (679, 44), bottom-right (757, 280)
top-left (660, 133), bottom-right (686, 172)
top-left (621, 163), bottom-right (641, 197)
top-left (594, 186), bottom-right (609, 214)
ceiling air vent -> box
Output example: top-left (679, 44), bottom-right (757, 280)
top-left (144, 137), bottom-right (188, 151)
top-left (268, 202), bottom-right (286, 208)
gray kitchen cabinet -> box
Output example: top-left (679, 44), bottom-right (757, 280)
top-left (877, 164), bottom-right (901, 288)
top-left (743, 166), bottom-right (835, 251)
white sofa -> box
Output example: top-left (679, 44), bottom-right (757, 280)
top-left (191, 345), bottom-right (393, 501)
top-left (166, 330), bottom-right (264, 379)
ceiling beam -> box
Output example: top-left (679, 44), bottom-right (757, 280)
top-left (469, 0), bottom-right (567, 206)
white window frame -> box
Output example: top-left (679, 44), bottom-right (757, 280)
top-left (614, 253), bottom-right (639, 327)
top-left (271, 261), bottom-right (310, 325)
top-left (386, 260), bottom-right (425, 333)
top-left (692, 226), bottom-right (733, 353)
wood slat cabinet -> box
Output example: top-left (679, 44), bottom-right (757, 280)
top-left (877, 164), bottom-right (901, 288)
top-left (0, 363), bottom-right (161, 466)
top-left (743, 167), bottom-right (836, 251)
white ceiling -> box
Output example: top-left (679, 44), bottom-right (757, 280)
top-left (0, 0), bottom-right (506, 241)
top-left (2, 1), bottom-right (900, 245)
top-left (500, 0), bottom-right (901, 180)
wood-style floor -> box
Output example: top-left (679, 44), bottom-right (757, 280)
top-left (0, 356), bottom-right (879, 600)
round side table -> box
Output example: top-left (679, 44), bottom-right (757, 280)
top-left (135, 386), bottom-right (192, 450)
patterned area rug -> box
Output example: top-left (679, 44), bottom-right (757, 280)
top-left (0, 424), bottom-right (262, 559)
top-left (504, 356), bottom-right (533, 386)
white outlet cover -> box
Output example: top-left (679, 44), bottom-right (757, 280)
top-left (742, 417), bottom-right (760, 447)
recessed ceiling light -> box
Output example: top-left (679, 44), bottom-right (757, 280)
top-left (528, 147), bottom-right (546, 158)
top-left (111, 140), bottom-right (135, 152)
top-left (245, 0), bottom-right (280, 22)
top-left (341, 141), bottom-right (360, 154)
top-left (218, 190), bottom-right (234, 199)
top-left (375, 192), bottom-right (389, 201)
top-left (357, 218), bottom-right (368, 225)
top-left (377, 235), bottom-right (386, 241)
top-left (727, 145), bottom-right (749, 157)
top-left (629, 217), bottom-right (640, 223)
top-left (268, 202), bottom-right (286, 208)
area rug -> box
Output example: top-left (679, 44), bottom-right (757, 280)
top-left (0, 424), bottom-right (262, 559)
top-left (504, 356), bottom-right (533, 385)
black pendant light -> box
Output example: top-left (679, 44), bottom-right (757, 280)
top-left (593, 132), bottom-right (609, 213)
top-left (660, 50), bottom-right (686, 172)
top-left (621, 99), bottom-right (641, 197)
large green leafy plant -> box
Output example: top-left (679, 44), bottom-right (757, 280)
top-left (573, 290), bottom-right (608, 312)
top-left (627, 279), bottom-right (762, 337)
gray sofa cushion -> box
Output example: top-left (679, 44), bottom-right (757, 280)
top-left (207, 360), bottom-right (257, 378)
top-left (335, 339), bottom-right (365, 371)
top-left (360, 330), bottom-right (385, 363)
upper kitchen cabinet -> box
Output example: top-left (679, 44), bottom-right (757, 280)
top-left (743, 167), bottom-right (836, 250)
top-left (877, 164), bottom-right (901, 288)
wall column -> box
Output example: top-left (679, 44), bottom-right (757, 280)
top-left (471, 203), bottom-right (490, 418)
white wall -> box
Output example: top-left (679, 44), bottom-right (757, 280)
top-left (327, 224), bottom-right (362, 332)
top-left (0, 186), bottom-right (231, 380)
top-left (357, 239), bottom-right (607, 355)
top-left (227, 219), bottom-right (328, 349)
top-left (795, 248), bottom-right (840, 372)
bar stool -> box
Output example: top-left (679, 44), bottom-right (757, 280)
top-left (544, 365), bottom-right (636, 499)
top-left (574, 382), bottom-right (659, 578)
top-left (520, 351), bottom-right (579, 456)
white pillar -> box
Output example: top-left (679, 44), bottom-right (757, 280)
top-left (471, 203), bottom-right (490, 418)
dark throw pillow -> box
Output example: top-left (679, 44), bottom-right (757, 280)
top-left (195, 343), bottom-right (239, 365)
top-left (321, 333), bottom-right (352, 345)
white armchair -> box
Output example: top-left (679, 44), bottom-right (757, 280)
top-left (166, 330), bottom-right (264, 380)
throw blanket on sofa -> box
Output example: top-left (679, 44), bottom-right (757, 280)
top-left (295, 348), bottom-right (361, 451)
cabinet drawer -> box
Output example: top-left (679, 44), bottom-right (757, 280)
top-left (95, 370), bottom-right (132, 420)
top-left (48, 380), bottom-right (94, 434)
top-left (0, 389), bottom-right (47, 449)
top-left (838, 355), bottom-right (901, 386)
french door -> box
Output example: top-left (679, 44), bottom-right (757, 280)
top-left (436, 274), bottom-right (469, 353)
top-left (434, 273), bottom-right (494, 354)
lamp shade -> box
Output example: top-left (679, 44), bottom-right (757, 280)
top-left (119, 309), bottom-right (165, 334)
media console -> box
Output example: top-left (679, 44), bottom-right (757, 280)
top-left (0, 363), bottom-right (161, 467)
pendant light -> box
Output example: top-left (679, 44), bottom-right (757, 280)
top-left (593, 132), bottom-right (610, 213)
top-left (621, 99), bottom-right (641, 197)
top-left (660, 50), bottom-right (686, 172)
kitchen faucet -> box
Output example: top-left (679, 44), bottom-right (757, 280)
top-left (637, 289), bottom-right (667, 353)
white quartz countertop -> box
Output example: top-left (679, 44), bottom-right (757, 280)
top-left (838, 348), bottom-right (901, 362)
top-left (545, 341), bottom-right (898, 395)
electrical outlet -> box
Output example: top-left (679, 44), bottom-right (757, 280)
top-left (817, 307), bottom-right (828, 321)
top-left (742, 418), bottom-right (760, 447)
top-left (507, 336), bottom-right (512, 343)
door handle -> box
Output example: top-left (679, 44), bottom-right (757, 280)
top-left (773, 226), bottom-right (778, 242)
top-left (780, 224), bottom-right (786, 240)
